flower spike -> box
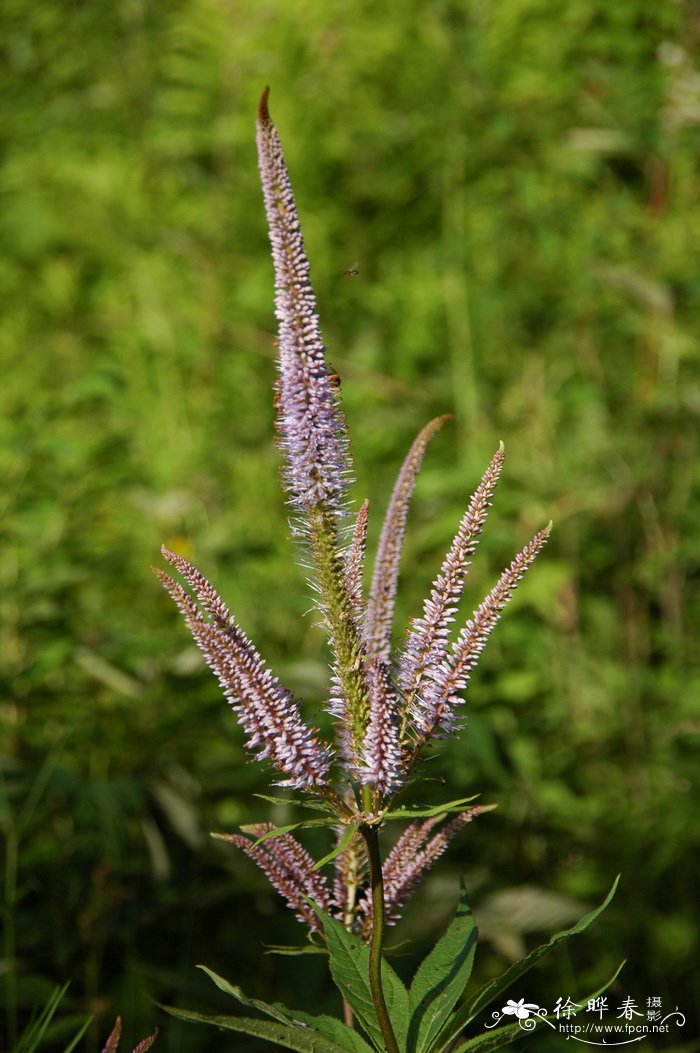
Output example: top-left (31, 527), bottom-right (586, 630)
top-left (412, 524), bottom-right (551, 741)
top-left (357, 658), bottom-right (404, 797)
top-left (398, 444), bottom-right (505, 716)
top-left (257, 90), bottom-right (370, 762)
top-left (357, 807), bottom-right (487, 934)
top-left (365, 415), bottom-right (451, 663)
top-left (156, 549), bottom-right (333, 790)
top-left (217, 824), bottom-right (333, 932)
top-left (256, 87), bottom-right (352, 526)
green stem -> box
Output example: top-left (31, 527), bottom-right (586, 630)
top-left (360, 825), bottom-right (401, 1053)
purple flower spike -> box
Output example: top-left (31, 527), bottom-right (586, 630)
top-left (358, 808), bottom-right (486, 934)
top-left (358, 658), bottom-right (404, 797)
top-left (217, 824), bottom-right (333, 932)
top-left (365, 416), bottom-right (451, 663)
top-left (156, 548), bottom-right (333, 790)
top-left (399, 444), bottom-right (505, 709)
top-left (256, 88), bottom-right (352, 525)
top-left (413, 524), bottom-right (551, 739)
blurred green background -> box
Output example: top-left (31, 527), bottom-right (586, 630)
top-left (2, 1), bottom-right (699, 1050)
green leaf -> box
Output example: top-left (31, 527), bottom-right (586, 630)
top-left (196, 965), bottom-right (298, 1025)
top-left (408, 882), bottom-right (477, 1053)
top-left (431, 877), bottom-right (620, 1053)
top-left (319, 909), bottom-right (410, 1052)
top-left (286, 1010), bottom-right (376, 1053)
top-left (449, 960), bottom-right (626, 1053)
top-left (312, 824), bottom-right (359, 871)
top-left (383, 798), bottom-right (492, 822)
top-left (160, 1004), bottom-right (364, 1053)
top-left (264, 943), bottom-right (329, 956)
top-left (195, 967), bottom-right (373, 1053)
top-left (253, 794), bottom-right (333, 813)
top-left (213, 815), bottom-right (338, 847)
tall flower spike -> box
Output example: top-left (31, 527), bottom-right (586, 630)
top-left (365, 415), bottom-right (451, 663)
top-left (216, 825), bottom-right (333, 932)
top-left (256, 87), bottom-right (352, 524)
top-left (258, 89), bottom-right (370, 764)
top-left (398, 444), bottom-right (505, 715)
top-left (412, 524), bottom-right (552, 741)
top-left (156, 549), bottom-right (333, 790)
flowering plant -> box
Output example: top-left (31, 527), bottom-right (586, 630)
top-left (159, 89), bottom-right (620, 1053)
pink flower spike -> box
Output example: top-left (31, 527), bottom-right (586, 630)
top-left (256, 88), bottom-right (352, 525)
top-left (365, 416), bottom-right (451, 663)
top-left (155, 557), bottom-right (333, 790)
top-left (345, 500), bottom-right (369, 619)
top-left (358, 808), bottom-right (486, 935)
top-left (399, 444), bottom-right (505, 708)
top-left (413, 524), bottom-right (551, 738)
top-left (357, 658), bottom-right (404, 797)
top-left (218, 824), bottom-right (333, 932)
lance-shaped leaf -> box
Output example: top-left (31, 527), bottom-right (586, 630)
top-left (411, 525), bottom-right (551, 741)
top-left (407, 881), bottom-right (477, 1053)
top-left (156, 549), bottom-right (332, 790)
top-left (447, 960), bottom-right (626, 1053)
top-left (161, 1005), bottom-right (368, 1053)
top-left (196, 965), bottom-right (373, 1053)
top-left (217, 823), bottom-right (333, 932)
top-left (317, 908), bottom-right (410, 1052)
top-left (365, 416), bottom-right (451, 663)
top-left (430, 877), bottom-right (621, 1053)
top-left (398, 445), bottom-right (504, 716)
top-left (256, 87), bottom-right (352, 525)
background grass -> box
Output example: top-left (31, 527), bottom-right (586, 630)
top-left (1, 1), bottom-right (699, 1050)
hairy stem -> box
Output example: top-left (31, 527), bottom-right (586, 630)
top-left (360, 825), bottom-right (401, 1053)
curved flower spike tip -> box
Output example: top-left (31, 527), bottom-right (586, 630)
top-left (155, 547), bottom-right (333, 791)
top-left (256, 87), bottom-right (353, 530)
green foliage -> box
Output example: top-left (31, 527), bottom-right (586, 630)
top-left (2, 0), bottom-right (698, 1046)
top-left (12, 984), bottom-right (92, 1053)
top-left (407, 883), bottom-right (476, 1053)
top-left (163, 881), bottom-right (618, 1052)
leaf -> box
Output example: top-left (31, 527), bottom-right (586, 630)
top-left (408, 882), bottom-right (477, 1053)
top-left (196, 966), bottom-right (298, 1026)
top-left (160, 1005), bottom-right (363, 1053)
top-left (253, 794), bottom-right (332, 813)
top-left (286, 1010), bottom-right (376, 1053)
top-left (215, 815), bottom-right (338, 846)
top-left (196, 966), bottom-right (372, 1053)
top-left (382, 797), bottom-right (488, 822)
top-left (319, 909), bottom-right (410, 1052)
top-left (264, 943), bottom-right (328, 956)
top-left (431, 877), bottom-right (620, 1053)
top-left (313, 824), bottom-right (359, 871)
top-left (448, 960), bottom-right (626, 1053)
